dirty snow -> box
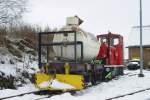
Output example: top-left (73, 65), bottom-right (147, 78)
top-left (39, 79), bottom-right (75, 89)
top-left (0, 70), bottom-right (150, 100)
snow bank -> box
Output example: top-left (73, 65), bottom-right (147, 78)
top-left (0, 61), bottom-right (38, 76)
top-left (0, 58), bottom-right (38, 89)
top-left (0, 64), bottom-right (17, 76)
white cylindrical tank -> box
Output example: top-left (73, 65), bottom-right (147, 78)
top-left (53, 16), bottom-right (100, 61)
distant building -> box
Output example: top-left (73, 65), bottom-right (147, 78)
top-left (127, 25), bottom-right (150, 68)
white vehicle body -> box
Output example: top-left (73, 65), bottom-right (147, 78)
top-left (53, 16), bottom-right (100, 61)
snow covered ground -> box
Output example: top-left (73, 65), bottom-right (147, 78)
top-left (0, 70), bottom-right (150, 100)
top-left (0, 84), bottom-right (38, 99)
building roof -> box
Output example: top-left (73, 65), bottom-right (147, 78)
top-left (127, 45), bottom-right (150, 48)
top-left (127, 25), bottom-right (150, 47)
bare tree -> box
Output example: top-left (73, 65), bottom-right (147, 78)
top-left (0, 0), bottom-right (27, 25)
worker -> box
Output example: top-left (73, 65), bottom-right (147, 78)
top-left (96, 39), bottom-right (108, 65)
top-left (109, 46), bottom-right (116, 65)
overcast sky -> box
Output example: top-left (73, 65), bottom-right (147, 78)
top-left (23, 0), bottom-right (150, 35)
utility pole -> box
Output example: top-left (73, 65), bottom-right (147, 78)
top-left (138, 0), bottom-right (144, 77)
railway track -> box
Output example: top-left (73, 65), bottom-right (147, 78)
top-left (0, 90), bottom-right (62, 100)
top-left (34, 95), bottom-right (56, 100)
top-left (106, 87), bottom-right (150, 100)
top-left (0, 90), bottom-right (40, 100)
top-left (0, 73), bottom-right (139, 100)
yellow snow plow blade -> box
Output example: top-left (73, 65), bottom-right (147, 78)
top-left (35, 73), bottom-right (84, 91)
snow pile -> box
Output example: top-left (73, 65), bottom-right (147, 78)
top-left (0, 64), bottom-right (17, 76)
top-left (51, 79), bottom-right (75, 89)
top-left (39, 79), bottom-right (75, 89)
top-left (39, 81), bottom-right (50, 88)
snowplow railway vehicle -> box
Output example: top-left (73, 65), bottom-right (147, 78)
top-left (34, 16), bottom-right (124, 92)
